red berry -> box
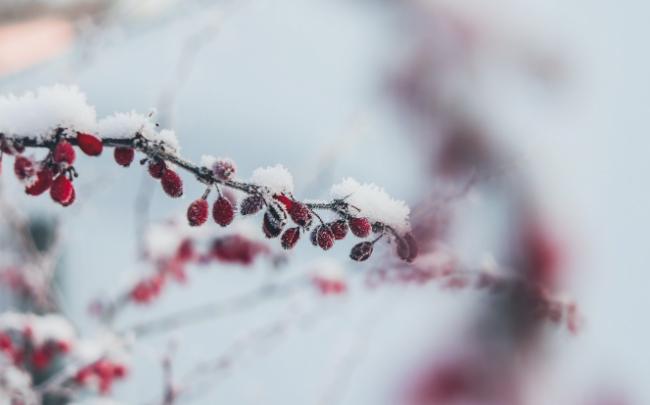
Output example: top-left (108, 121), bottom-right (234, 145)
top-left (212, 159), bottom-right (236, 180)
top-left (317, 226), bottom-right (335, 250)
top-left (50, 175), bottom-right (75, 206)
top-left (187, 198), bottom-right (209, 226)
top-left (53, 141), bottom-right (76, 164)
top-left (281, 227), bottom-right (300, 249)
top-left (349, 217), bottom-right (371, 238)
top-left (61, 187), bottom-right (76, 207)
top-left (273, 194), bottom-right (293, 211)
top-left (288, 202), bottom-right (312, 228)
top-left (396, 232), bottom-right (418, 262)
top-left (329, 220), bottom-right (348, 240)
top-left (25, 167), bottom-right (53, 196)
top-left (350, 242), bottom-right (373, 261)
top-left (161, 169), bottom-right (183, 198)
top-left (240, 195), bottom-right (265, 215)
top-left (114, 147), bottom-right (135, 167)
top-left (13, 156), bottom-right (34, 180)
top-left (148, 160), bottom-right (167, 179)
top-left (212, 196), bottom-right (234, 227)
top-left (76, 132), bottom-right (103, 156)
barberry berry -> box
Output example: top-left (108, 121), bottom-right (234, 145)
top-left (349, 217), bottom-right (371, 238)
top-left (148, 160), bottom-right (166, 179)
top-left (329, 220), bottom-right (348, 240)
top-left (213, 196), bottom-right (235, 227)
top-left (13, 156), bottom-right (34, 180)
top-left (350, 241), bottom-right (373, 261)
top-left (161, 169), bottom-right (183, 198)
top-left (212, 159), bottom-right (236, 180)
top-left (281, 227), bottom-right (300, 249)
top-left (274, 194), bottom-right (294, 211)
top-left (396, 232), bottom-right (418, 262)
top-left (76, 132), bottom-right (103, 156)
top-left (187, 198), bottom-right (209, 226)
top-left (317, 226), bottom-right (335, 250)
top-left (53, 141), bottom-right (76, 164)
top-left (240, 195), bottom-right (265, 215)
top-left (289, 202), bottom-right (312, 228)
top-left (25, 167), bottom-right (53, 195)
top-left (50, 174), bottom-right (75, 206)
top-left (114, 147), bottom-right (135, 167)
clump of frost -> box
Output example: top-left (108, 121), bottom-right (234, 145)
top-left (0, 312), bottom-right (76, 346)
top-left (0, 85), bottom-right (96, 139)
top-left (250, 164), bottom-right (294, 195)
top-left (96, 112), bottom-right (180, 155)
top-left (330, 178), bottom-right (411, 233)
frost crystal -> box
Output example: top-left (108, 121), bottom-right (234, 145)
top-left (330, 178), bottom-right (411, 233)
top-left (251, 164), bottom-right (294, 195)
top-left (0, 85), bottom-right (96, 139)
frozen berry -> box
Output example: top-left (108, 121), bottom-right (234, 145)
top-left (114, 147), bottom-right (135, 167)
top-left (13, 156), bottom-right (34, 180)
top-left (317, 226), bottom-right (335, 251)
top-left (25, 167), bottom-right (53, 196)
top-left (212, 158), bottom-right (236, 180)
top-left (263, 212), bottom-right (283, 238)
top-left (281, 227), bottom-right (300, 249)
top-left (76, 132), bottom-right (103, 156)
top-left (310, 225), bottom-right (320, 246)
top-left (148, 160), bottom-right (166, 179)
top-left (212, 196), bottom-right (234, 227)
top-left (53, 141), bottom-right (76, 165)
top-left (397, 232), bottom-right (418, 262)
top-left (50, 175), bottom-right (75, 206)
top-left (329, 220), bottom-right (348, 240)
top-left (240, 195), bottom-right (265, 215)
top-left (349, 217), bottom-right (371, 238)
top-left (161, 169), bottom-right (183, 198)
top-left (288, 202), bottom-right (312, 228)
top-left (350, 242), bottom-right (373, 261)
top-left (274, 194), bottom-right (293, 211)
top-left (187, 198), bottom-right (209, 226)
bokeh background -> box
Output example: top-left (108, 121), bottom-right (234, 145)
top-left (1, 0), bottom-right (649, 404)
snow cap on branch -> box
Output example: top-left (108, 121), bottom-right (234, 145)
top-left (97, 111), bottom-right (180, 155)
top-left (0, 85), bottom-right (96, 139)
top-left (330, 178), bottom-right (411, 233)
top-left (251, 164), bottom-right (294, 195)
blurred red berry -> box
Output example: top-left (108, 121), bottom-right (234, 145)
top-left (161, 169), bottom-right (183, 198)
top-left (281, 227), bottom-right (300, 249)
top-left (53, 140), bottom-right (76, 164)
top-left (187, 198), bottom-right (209, 226)
top-left (13, 156), bottom-right (34, 180)
top-left (114, 147), bottom-right (135, 167)
top-left (397, 232), bottom-right (418, 262)
top-left (25, 167), bottom-right (53, 195)
top-left (213, 196), bottom-right (235, 227)
top-left (50, 175), bottom-right (75, 206)
top-left (349, 217), bottom-right (371, 238)
top-left (76, 132), bottom-right (103, 156)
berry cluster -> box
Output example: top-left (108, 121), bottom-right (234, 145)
top-left (74, 359), bottom-right (128, 394)
top-left (0, 327), bottom-right (70, 371)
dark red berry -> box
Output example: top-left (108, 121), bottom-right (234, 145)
top-left (212, 196), bottom-right (234, 227)
top-left (273, 194), bottom-right (293, 211)
top-left (350, 242), bottom-right (373, 261)
top-left (263, 212), bottom-right (283, 238)
top-left (53, 141), bottom-right (76, 164)
top-left (161, 169), bottom-right (183, 198)
top-left (76, 132), bottom-right (103, 156)
top-left (397, 232), bottom-right (418, 262)
top-left (13, 156), bottom-right (34, 180)
top-left (25, 167), bottom-right (53, 196)
top-left (114, 147), bottom-right (135, 167)
top-left (148, 160), bottom-right (166, 179)
top-left (281, 227), bottom-right (300, 249)
top-left (187, 199), bottom-right (209, 226)
top-left (212, 159), bottom-right (236, 180)
top-left (349, 217), bottom-right (371, 238)
top-left (288, 202), bottom-right (312, 228)
top-left (317, 226), bottom-right (335, 251)
top-left (329, 220), bottom-right (348, 240)
top-left (61, 187), bottom-right (76, 207)
top-left (240, 195), bottom-right (265, 215)
top-left (50, 175), bottom-right (75, 206)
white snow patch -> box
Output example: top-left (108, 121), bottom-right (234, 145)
top-left (251, 164), bottom-right (294, 195)
top-left (310, 258), bottom-right (345, 281)
top-left (0, 312), bottom-right (76, 346)
top-left (330, 178), bottom-right (411, 233)
top-left (96, 112), bottom-right (180, 155)
top-left (0, 85), bottom-right (96, 139)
